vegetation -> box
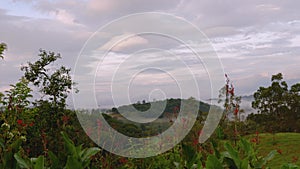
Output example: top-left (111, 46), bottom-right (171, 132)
top-left (0, 42), bottom-right (299, 168)
top-left (249, 133), bottom-right (300, 168)
top-left (248, 73), bottom-right (300, 132)
top-left (116, 98), bottom-right (210, 118)
top-left (0, 42), bottom-right (6, 59)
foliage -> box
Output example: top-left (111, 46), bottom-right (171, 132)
top-left (0, 42), bottom-right (6, 59)
top-left (281, 163), bottom-right (300, 169)
top-left (0, 78), bottom-right (34, 169)
top-left (250, 73), bottom-right (300, 132)
top-left (60, 131), bottom-right (101, 169)
top-left (14, 152), bottom-right (45, 169)
top-left (2, 77), bottom-right (33, 108)
top-left (14, 132), bottom-right (100, 169)
top-left (116, 98), bottom-right (210, 119)
top-left (250, 133), bottom-right (300, 168)
top-left (0, 138), bottom-right (23, 169)
top-left (222, 138), bottom-right (277, 169)
top-left (16, 49), bottom-right (81, 159)
top-left (252, 73), bottom-right (288, 116)
top-left (21, 49), bottom-right (76, 108)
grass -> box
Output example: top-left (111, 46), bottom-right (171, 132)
top-left (249, 133), bottom-right (300, 168)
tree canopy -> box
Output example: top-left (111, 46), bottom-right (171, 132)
top-left (250, 73), bottom-right (300, 132)
top-left (0, 42), bottom-right (6, 59)
top-left (21, 49), bottom-right (75, 108)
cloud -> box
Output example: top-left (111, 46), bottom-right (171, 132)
top-left (11, 0), bottom-right (181, 29)
top-left (289, 35), bottom-right (300, 47)
top-left (176, 0), bottom-right (300, 29)
top-left (99, 33), bottom-right (149, 52)
top-left (50, 8), bottom-right (76, 25)
top-left (255, 4), bottom-right (281, 11)
top-left (1, 0), bottom-right (300, 108)
top-left (0, 6), bottom-right (92, 102)
top-left (87, 0), bottom-right (117, 13)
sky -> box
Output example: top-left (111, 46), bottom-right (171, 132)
top-left (0, 0), bottom-right (299, 109)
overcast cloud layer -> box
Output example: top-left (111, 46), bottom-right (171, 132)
top-left (0, 0), bottom-right (299, 108)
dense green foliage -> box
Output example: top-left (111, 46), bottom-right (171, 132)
top-left (248, 73), bottom-right (300, 132)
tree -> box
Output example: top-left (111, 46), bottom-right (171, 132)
top-left (290, 83), bottom-right (300, 115)
top-left (0, 42), bottom-right (7, 104)
top-left (252, 73), bottom-right (288, 116)
top-left (0, 42), bottom-right (6, 59)
top-left (111, 107), bottom-right (119, 114)
top-left (251, 73), bottom-right (300, 132)
top-left (286, 83), bottom-right (300, 131)
top-left (20, 50), bottom-right (80, 157)
top-left (21, 49), bottom-right (76, 108)
top-left (2, 77), bottom-right (32, 109)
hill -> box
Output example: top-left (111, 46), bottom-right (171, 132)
top-left (111, 98), bottom-right (211, 119)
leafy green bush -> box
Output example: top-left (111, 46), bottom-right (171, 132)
top-left (14, 132), bottom-right (100, 169)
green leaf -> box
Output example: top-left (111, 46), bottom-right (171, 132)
top-left (75, 144), bottom-right (83, 157)
top-left (259, 150), bottom-right (277, 167)
top-left (264, 150), bottom-right (277, 162)
top-left (173, 161), bottom-right (180, 168)
top-left (11, 138), bottom-right (23, 152)
top-left (254, 150), bottom-right (277, 168)
top-left (32, 156), bottom-right (45, 169)
top-left (48, 151), bottom-right (60, 168)
top-left (224, 142), bottom-right (241, 168)
top-left (65, 156), bottom-right (82, 169)
top-left (216, 126), bottom-right (225, 139)
top-left (206, 155), bottom-right (223, 169)
top-left (80, 147), bottom-right (100, 162)
top-left (211, 139), bottom-right (221, 159)
top-left (182, 144), bottom-right (198, 168)
top-left (281, 163), bottom-right (300, 169)
top-left (14, 152), bottom-right (32, 169)
top-left (240, 138), bottom-right (253, 157)
top-left (4, 151), bottom-right (14, 169)
top-left (241, 158), bottom-right (249, 169)
top-left (61, 132), bottom-right (77, 156)
top-left (81, 147), bottom-right (100, 168)
top-left (224, 142), bottom-right (239, 160)
top-left (0, 138), bottom-right (5, 149)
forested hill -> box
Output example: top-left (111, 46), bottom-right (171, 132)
top-left (112, 98), bottom-right (211, 118)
